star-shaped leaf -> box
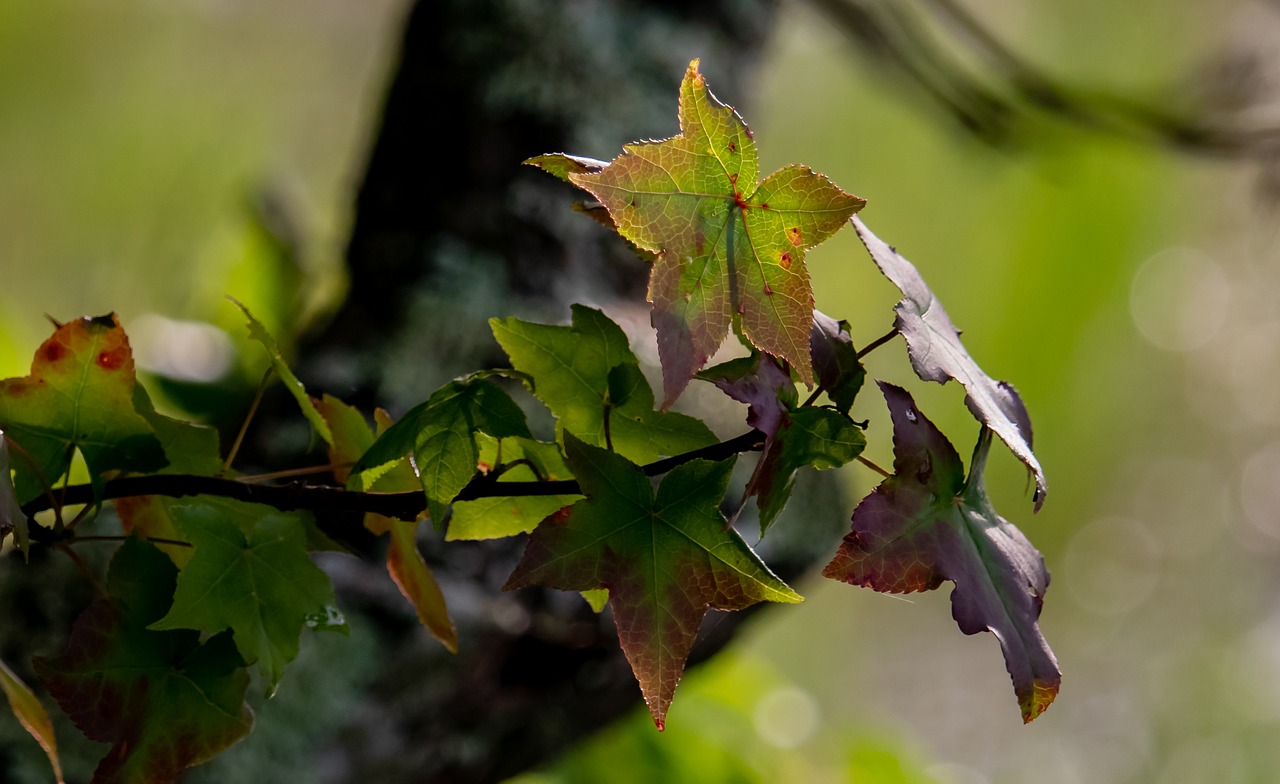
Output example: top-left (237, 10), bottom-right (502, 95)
top-left (35, 538), bottom-right (253, 784)
top-left (822, 382), bottom-right (1060, 722)
top-left (504, 435), bottom-right (801, 728)
top-left (490, 305), bottom-right (716, 463)
top-left (0, 314), bottom-right (166, 502)
top-left (544, 59), bottom-right (865, 403)
top-left (852, 217), bottom-right (1047, 509)
top-left (149, 502), bottom-right (344, 694)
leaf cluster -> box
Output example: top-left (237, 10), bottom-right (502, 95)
top-left (0, 58), bottom-right (1061, 783)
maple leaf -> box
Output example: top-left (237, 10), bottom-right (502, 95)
top-left (542, 59), bottom-right (865, 403)
top-left (35, 538), bottom-right (253, 784)
top-left (504, 435), bottom-right (801, 729)
top-left (149, 502), bottom-right (344, 694)
top-left (823, 382), bottom-right (1060, 723)
top-left (0, 314), bottom-right (166, 502)
top-left (852, 217), bottom-right (1047, 509)
top-left (490, 305), bottom-right (716, 463)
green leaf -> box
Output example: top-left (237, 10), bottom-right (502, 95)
top-left (0, 314), bottom-right (166, 502)
top-left (447, 435), bottom-right (581, 541)
top-left (525, 153), bottom-right (608, 183)
top-left (0, 434), bottom-right (30, 558)
top-left (748, 407), bottom-right (866, 535)
top-left (34, 538), bottom-right (253, 784)
top-left (505, 434), bottom-right (800, 729)
top-left (809, 310), bottom-right (866, 415)
top-left (228, 297), bottom-right (333, 446)
top-left (150, 502), bottom-right (343, 694)
top-left (823, 383), bottom-right (1060, 723)
top-left (314, 396), bottom-right (421, 533)
top-left (349, 378), bottom-right (531, 525)
top-left (490, 305), bottom-right (716, 464)
top-left (852, 217), bottom-right (1047, 509)
top-left (554, 59), bottom-right (865, 402)
top-left (0, 655), bottom-right (63, 784)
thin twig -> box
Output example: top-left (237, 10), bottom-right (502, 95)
top-left (223, 368), bottom-right (273, 474)
top-left (68, 535), bottom-right (193, 548)
top-left (857, 455), bottom-right (892, 479)
top-left (238, 464), bottom-right (350, 483)
top-left (856, 327), bottom-right (900, 360)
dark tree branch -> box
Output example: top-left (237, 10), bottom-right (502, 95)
top-left (20, 430), bottom-right (767, 545)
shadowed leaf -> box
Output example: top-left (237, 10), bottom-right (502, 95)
top-left (809, 310), bottom-right (866, 415)
top-left (505, 435), bottom-right (800, 728)
top-left (0, 434), bottom-right (30, 558)
top-left (150, 503), bottom-right (343, 694)
top-left (35, 538), bottom-right (253, 784)
top-left (447, 435), bottom-right (581, 541)
top-left (823, 383), bottom-right (1060, 722)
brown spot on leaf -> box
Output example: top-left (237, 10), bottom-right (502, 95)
top-left (729, 173), bottom-right (737, 185)
top-left (787, 227), bottom-right (803, 246)
top-left (728, 141), bottom-right (737, 153)
top-left (779, 251), bottom-right (792, 270)
top-left (763, 282), bottom-right (773, 296)
top-left (760, 203), bottom-right (769, 210)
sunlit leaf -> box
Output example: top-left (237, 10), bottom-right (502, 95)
top-left (490, 305), bottom-right (716, 463)
top-left (546, 59), bottom-right (865, 402)
top-left (852, 217), bottom-right (1047, 509)
top-left (349, 378), bottom-right (531, 525)
top-left (150, 502), bottom-right (343, 694)
top-left (0, 656), bottom-right (63, 784)
top-left (386, 519), bottom-right (457, 652)
top-left (823, 383), bottom-right (1060, 722)
top-left (0, 314), bottom-right (166, 502)
top-left (505, 435), bottom-right (801, 729)
top-left (447, 435), bottom-right (581, 541)
top-left (35, 538), bottom-right (253, 784)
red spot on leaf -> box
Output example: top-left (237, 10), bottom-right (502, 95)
top-left (39, 342), bottom-right (66, 364)
top-left (779, 251), bottom-right (792, 270)
top-left (728, 141), bottom-right (737, 153)
top-left (787, 227), bottom-right (803, 246)
top-left (763, 282), bottom-right (773, 296)
top-left (97, 346), bottom-right (128, 371)
top-left (760, 203), bottom-right (769, 210)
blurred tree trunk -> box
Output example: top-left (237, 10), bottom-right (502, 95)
top-left (282, 2), bottom-right (856, 783)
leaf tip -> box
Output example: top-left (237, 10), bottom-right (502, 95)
top-left (1020, 677), bottom-right (1060, 723)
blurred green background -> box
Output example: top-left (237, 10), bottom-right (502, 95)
top-left (2, 0), bottom-right (1277, 781)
